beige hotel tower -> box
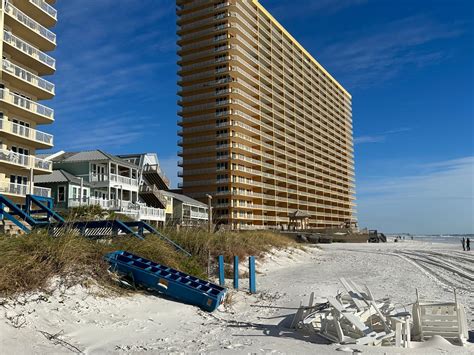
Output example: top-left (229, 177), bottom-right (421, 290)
top-left (177, 0), bottom-right (355, 230)
top-left (0, 0), bottom-right (56, 204)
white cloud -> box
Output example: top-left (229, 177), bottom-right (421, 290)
top-left (357, 156), bottom-right (474, 234)
top-left (319, 15), bottom-right (463, 89)
top-left (355, 127), bottom-right (411, 144)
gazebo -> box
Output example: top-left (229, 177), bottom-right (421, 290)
top-left (288, 210), bottom-right (311, 230)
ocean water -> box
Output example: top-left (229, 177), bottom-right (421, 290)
top-left (409, 235), bottom-right (473, 245)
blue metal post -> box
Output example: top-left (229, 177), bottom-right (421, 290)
top-left (249, 256), bottom-right (256, 294)
top-left (233, 256), bottom-right (239, 289)
top-left (218, 255), bottom-right (225, 286)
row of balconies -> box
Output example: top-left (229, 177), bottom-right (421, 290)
top-left (180, 4), bottom-right (351, 107)
top-left (238, 1), bottom-right (350, 102)
top-left (205, 61), bottom-right (352, 143)
top-left (178, 2), bottom-right (230, 26)
top-left (181, 168), bottom-right (354, 203)
top-left (215, 201), bottom-right (352, 215)
top-left (236, 106), bottom-right (355, 165)
top-left (241, 99), bottom-right (354, 156)
top-left (181, 161), bottom-right (354, 197)
top-left (229, 51), bottom-right (351, 133)
top-left (0, 118), bottom-right (53, 148)
top-left (228, 155), bottom-right (352, 188)
top-left (179, 131), bottom-right (354, 183)
top-left (227, 30), bottom-right (350, 117)
top-left (232, 110), bottom-right (354, 171)
top-left (4, 1), bottom-right (56, 51)
top-left (232, 200), bottom-right (353, 217)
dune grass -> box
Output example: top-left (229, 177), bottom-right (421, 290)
top-left (0, 227), bottom-right (295, 297)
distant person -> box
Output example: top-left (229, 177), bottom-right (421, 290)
top-left (462, 238), bottom-right (466, 251)
top-left (467, 238), bottom-right (471, 251)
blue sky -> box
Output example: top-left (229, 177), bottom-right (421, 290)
top-left (47, 0), bottom-right (473, 234)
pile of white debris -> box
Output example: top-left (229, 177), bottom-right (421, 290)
top-left (290, 278), bottom-right (469, 348)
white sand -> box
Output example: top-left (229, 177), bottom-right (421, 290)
top-left (1, 240), bottom-right (473, 354)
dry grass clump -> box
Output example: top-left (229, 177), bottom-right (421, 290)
top-left (0, 227), bottom-right (294, 297)
top-left (164, 228), bottom-right (296, 262)
top-left (0, 232), bottom-right (187, 297)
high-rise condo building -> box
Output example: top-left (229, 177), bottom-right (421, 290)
top-left (177, 0), bottom-right (355, 230)
top-left (0, 0), bottom-right (56, 203)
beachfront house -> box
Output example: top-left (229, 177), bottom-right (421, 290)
top-left (117, 153), bottom-right (170, 209)
top-left (34, 169), bottom-right (91, 209)
top-left (34, 150), bottom-right (165, 223)
top-left (160, 190), bottom-right (208, 226)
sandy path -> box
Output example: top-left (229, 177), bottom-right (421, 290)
top-left (0, 241), bottom-right (472, 354)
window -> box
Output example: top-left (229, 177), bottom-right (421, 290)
top-left (58, 186), bottom-right (65, 202)
top-left (10, 175), bottom-right (27, 185)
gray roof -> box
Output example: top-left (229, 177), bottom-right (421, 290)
top-left (160, 190), bottom-right (208, 208)
top-left (50, 150), bottom-right (137, 169)
top-left (34, 170), bottom-right (91, 186)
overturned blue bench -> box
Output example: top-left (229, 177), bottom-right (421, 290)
top-left (105, 250), bottom-right (226, 312)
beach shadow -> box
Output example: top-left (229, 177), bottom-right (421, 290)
top-left (225, 313), bottom-right (331, 345)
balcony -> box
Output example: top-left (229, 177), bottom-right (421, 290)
top-left (0, 88), bottom-right (54, 124)
top-left (0, 149), bottom-right (52, 173)
top-left (0, 119), bottom-right (53, 148)
top-left (4, 2), bottom-right (56, 51)
top-left (189, 211), bottom-right (209, 220)
top-left (33, 185), bottom-right (51, 197)
top-left (0, 182), bottom-right (28, 197)
top-left (14, 0), bottom-right (57, 27)
top-left (110, 173), bottom-right (139, 188)
top-left (0, 182), bottom-right (52, 198)
top-left (68, 197), bottom-right (120, 210)
top-left (2, 59), bottom-right (55, 99)
top-left (3, 30), bottom-right (55, 75)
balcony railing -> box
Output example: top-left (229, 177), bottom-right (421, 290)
top-left (0, 119), bottom-right (53, 146)
top-left (0, 88), bottom-right (54, 120)
top-left (2, 59), bottom-right (55, 94)
top-left (138, 205), bottom-right (166, 221)
top-left (110, 173), bottom-right (139, 187)
top-left (0, 182), bottom-right (28, 196)
top-left (3, 30), bottom-right (56, 70)
top-left (68, 197), bottom-right (120, 209)
top-left (4, 2), bottom-right (56, 45)
top-left (1, 183), bottom-right (52, 197)
top-left (189, 211), bottom-right (209, 220)
top-left (0, 148), bottom-right (52, 171)
top-left (33, 185), bottom-right (51, 197)
top-left (30, 0), bottom-right (57, 20)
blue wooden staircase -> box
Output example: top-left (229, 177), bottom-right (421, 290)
top-left (0, 193), bottom-right (190, 256)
